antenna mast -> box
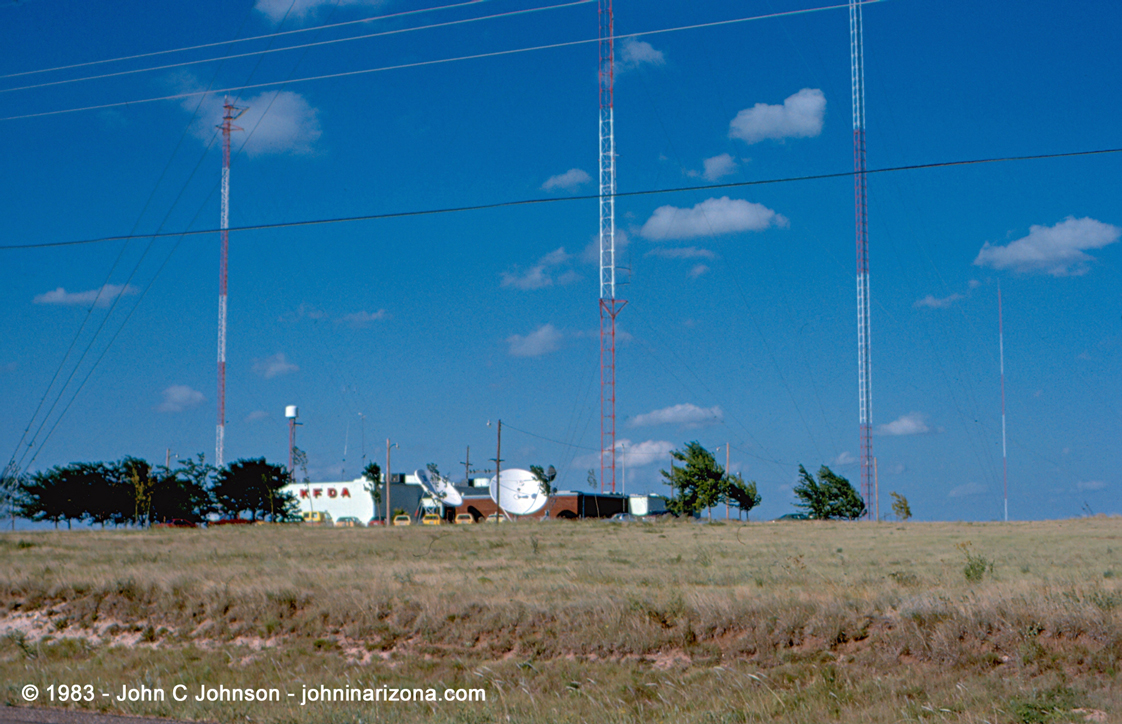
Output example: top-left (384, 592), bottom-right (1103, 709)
top-left (999, 283), bottom-right (1008, 521)
top-left (599, 0), bottom-right (625, 493)
top-left (216, 97), bottom-right (245, 469)
top-left (850, 0), bottom-right (873, 519)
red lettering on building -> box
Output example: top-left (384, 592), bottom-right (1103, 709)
top-left (328, 488), bottom-right (338, 498)
top-left (341, 487), bottom-right (351, 498)
top-left (313, 488), bottom-right (322, 498)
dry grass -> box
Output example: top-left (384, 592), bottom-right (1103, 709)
top-left (0, 518), bottom-right (1119, 722)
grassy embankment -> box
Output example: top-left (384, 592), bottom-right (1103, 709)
top-left (0, 518), bottom-right (1119, 723)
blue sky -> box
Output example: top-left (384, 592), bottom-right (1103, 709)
top-left (1, 0), bottom-right (1118, 522)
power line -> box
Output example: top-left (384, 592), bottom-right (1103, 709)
top-left (0, 1), bottom-right (594, 96)
top-left (0, 1), bottom-right (882, 123)
top-left (3, 147), bottom-right (1118, 252)
top-left (0, 0), bottom-right (500, 81)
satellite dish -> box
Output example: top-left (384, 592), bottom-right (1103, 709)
top-left (489, 468), bottom-right (548, 516)
top-left (414, 469), bottom-right (462, 507)
top-left (432, 476), bottom-right (463, 507)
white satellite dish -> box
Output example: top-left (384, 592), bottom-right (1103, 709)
top-left (432, 476), bottom-right (463, 507)
top-left (415, 469), bottom-right (463, 507)
top-left (489, 468), bottom-right (548, 516)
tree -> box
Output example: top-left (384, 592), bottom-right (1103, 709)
top-left (661, 442), bottom-right (725, 517)
top-left (18, 462), bottom-right (113, 529)
top-left (151, 454), bottom-right (215, 523)
top-left (723, 472), bottom-right (762, 518)
top-left (793, 465), bottom-right (865, 520)
top-left (890, 491), bottom-right (912, 521)
top-left (586, 468), bottom-right (597, 491)
top-left (530, 465), bottom-right (557, 497)
top-left (213, 458), bottom-right (296, 521)
top-left (120, 456), bottom-right (155, 526)
top-left (362, 461), bottom-right (383, 505)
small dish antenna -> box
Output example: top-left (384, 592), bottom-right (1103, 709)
top-left (489, 468), bottom-right (547, 516)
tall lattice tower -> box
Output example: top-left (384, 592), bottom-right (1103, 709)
top-left (599, 0), bottom-right (625, 493)
top-left (850, 0), bottom-right (873, 518)
top-left (216, 98), bottom-right (245, 469)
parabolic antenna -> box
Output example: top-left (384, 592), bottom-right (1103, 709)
top-left (432, 476), bottom-right (463, 507)
top-left (489, 468), bottom-right (548, 516)
top-left (414, 469), bottom-right (463, 507)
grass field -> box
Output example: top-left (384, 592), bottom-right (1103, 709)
top-left (0, 517), bottom-right (1119, 723)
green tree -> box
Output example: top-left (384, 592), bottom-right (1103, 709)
top-left (530, 465), bottom-right (557, 497)
top-left (661, 442), bottom-right (724, 517)
top-left (213, 458), bottom-right (295, 521)
top-left (793, 465), bottom-right (865, 520)
top-left (723, 472), bottom-right (762, 518)
top-left (151, 454), bottom-right (215, 523)
top-left (19, 462), bottom-right (117, 529)
top-left (890, 491), bottom-right (912, 521)
top-left (586, 468), bottom-right (597, 491)
top-left (362, 461), bottom-right (383, 505)
top-left (120, 456), bottom-right (155, 526)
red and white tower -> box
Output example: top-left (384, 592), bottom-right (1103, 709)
top-left (850, 0), bottom-right (873, 518)
top-left (217, 98), bottom-right (245, 469)
top-left (599, 0), bottom-right (625, 493)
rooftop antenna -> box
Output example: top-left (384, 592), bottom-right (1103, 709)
top-left (850, 0), bottom-right (873, 519)
top-left (216, 97), bottom-right (246, 468)
top-left (599, 0), bottom-right (626, 494)
top-left (999, 282), bottom-right (1008, 521)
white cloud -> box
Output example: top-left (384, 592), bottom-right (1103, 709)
top-left (34, 284), bottom-right (139, 308)
top-left (616, 439), bottom-right (675, 467)
top-left (638, 197), bottom-right (787, 240)
top-left (702, 153), bottom-right (737, 180)
top-left (833, 451), bottom-right (857, 466)
top-left (507, 324), bottom-right (563, 357)
top-left (876, 412), bottom-right (931, 436)
top-left (949, 482), bottom-right (986, 498)
top-left (181, 86), bottom-right (322, 156)
top-left (255, 0), bottom-right (384, 23)
top-left (629, 403), bottom-right (723, 429)
top-left (501, 247), bottom-right (580, 290)
top-left (245, 410), bottom-right (269, 422)
top-left (253, 352), bottom-right (299, 379)
top-left (1077, 480), bottom-right (1107, 492)
top-left (617, 38), bottom-right (665, 72)
top-left (914, 293), bottom-right (964, 309)
top-left (158, 385), bottom-right (204, 413)
top-left (574, 438), bottom-right (675, 471)
top-left (729, 88), bottom-right (825, 144)
top-left (688, 264), bottom-right (709, 279)
top-left (542, 168), bottom-right (591, 191)
top-left (644, 246), bottom-right (715, 260)
top-left (973, 216), bottom-right (1121, 276)
top-left (339, 310), bottom-right (388, 327)
top-left (279, 303), bottom-right (326, 322)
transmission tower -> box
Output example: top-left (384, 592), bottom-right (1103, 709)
top-left (599, 0), bottom-right (625, 494)
top-left (216, 98), bottom-right (245, 469)
top-left (850, 0), bottom-right (873, 519)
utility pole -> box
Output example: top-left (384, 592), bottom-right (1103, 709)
top-left (726, 443), bottom-right (730, 521)
top-left (490, 420), bottom-right (506, 519)
top-left (461, 446), bottom-right (471, 483)
top-left (385, 439), bottom-right (397, 526)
